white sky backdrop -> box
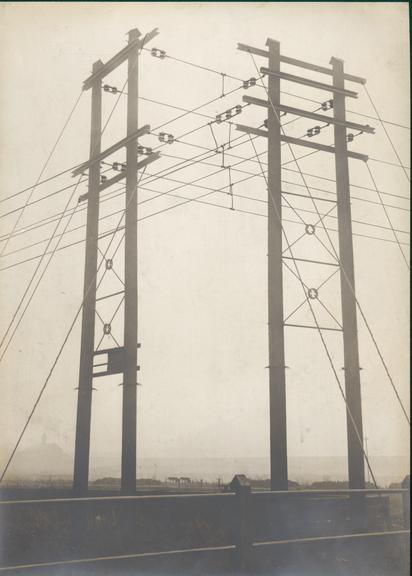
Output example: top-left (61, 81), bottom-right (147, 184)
top-left (0, 2), bottom-right (409, 483)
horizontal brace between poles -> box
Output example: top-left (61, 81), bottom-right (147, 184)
top-left (98, 152), bottom-right (161, 192)
top-left (284, 323), bottom-right (342, 332)
top-left (83, 28), bottom-right (159, 90)
top-left (282, 190), bottom-right (337, 204)
top-left (282, 256), bottom-right (340, 267)
top-left (260, 67), bottom-right (358, 98)
top-left (235, 124), bottom-right (368, 161)
top-left (243, 95), bottom-right (374, 133)
top-left (72, 126), bottom-right (151, 177)
top-left (237, 42), bottom-right (366, 85)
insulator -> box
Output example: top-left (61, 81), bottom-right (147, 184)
top-left (305, 224), bottom-right (315, 235)
top-left (105, 259), bottom-right (113, 270)
top-left (103, 323), bottom-right (111, 335)
top-left (225, 110), bottom-right (232, 120)
top-left (101, 175), bottom-right (107, 183)
top-left (103, 84), bottom-right (110, 92)
top-left (151, 48), bottom-right (166, 59)
top-left (308, 288), bottom-right (318, 300)
top-left (137, 145), bottom-right (144, 154)
top-left (321, 99), bottom-right (334, 111)
top-left (167, 134), bottom-right (174, 144)
top-left (215, 114), bottom-right (222, 124)
top-left (243, 77), bottom-right (257, 89)
top-left (307, 126), bottom-right (321, 138)
top-left (121, 163), bottom-right (127, 172)
top-left (146, 147), bottom-right (153, 155)
top-left (234, 105), bottom-right (242, 115)
top-left (264, 119), bottom-right (268, 129)
top-left (158, 132), bottom-right (166, 142)
top-left (112, 162), bottom-right (119, 171)
top-left (347, 133), bottom-right (354, 142)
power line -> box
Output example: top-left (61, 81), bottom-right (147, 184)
top-left (0, 207), bottom-right (128, 483)
top-left (0, 91), bottom-right (84, 259)
top-left (144, 46), bottom-right (410, 130)
top-left (365, 162), bottom-right (410, 270)
top-left (1, 146), bottom-right (408, 253)
top-left (0, 188), bottom-right (82, 363)
top-left (363, 85), bottom-right (410, 182)
top-left (0, 164), bottom-right (85, 206)
top-left (0, 145), bottom-right (409, 271)
top-left (3, 130), bottom-right (409, 263)
top-left (0, 75), bottom-right (133, 365)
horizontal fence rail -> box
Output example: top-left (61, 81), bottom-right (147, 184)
top-left (0, 480), bottom-right (409, 574)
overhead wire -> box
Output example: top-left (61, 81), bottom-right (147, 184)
top-left (144, 46), bottom-right (410, 130)
top-left (0, 90), bottom-right (84, 259)
top-left (0, 156), bottom-right (147, 482)
top-left (363, 85), bottom-right (410, 182)
top-left (2, 127), bottom-right (409, 265)
top-left (364, 162), bottom-right (410, 270)
top-left (0, 138), bottom-right (409, 270)
top-left (0, 73), bottom-right (130, 365)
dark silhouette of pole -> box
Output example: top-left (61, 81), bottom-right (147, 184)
top-left (331, 56), bottom-right (365, 490)
top-left (267, 38), bottom-right (288, 491)
top-left (121, 29), bottom-right (140, 494)
top-left (73, 60), bottom-right (103, 495)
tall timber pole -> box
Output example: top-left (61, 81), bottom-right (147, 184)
top-left (121, 28), bottom-right (140, 494)
top-left (331, 56), bottom-right (365, 489)
top-left (267, 38), bottom-right (288, 491)
top-left (73, 60), bottom-right (103, 495)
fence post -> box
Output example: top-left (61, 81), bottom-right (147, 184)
top-left (401, 475), bottom-right (410, 529)
top-left (229, 475), bottom-right (253, 572)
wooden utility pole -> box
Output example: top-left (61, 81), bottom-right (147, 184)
top-left (73, 60), bottom-right (103, 496)
top-left (73, 28), bottom-right (159, 496)
top-left (331, 57), bottom-right (365, 489)
top-left (236, 40), bottom-right (373, 492)
top-left (266, 38), bottom-right (288, 491)
top-left (122, 28), bottom-right (140, 495)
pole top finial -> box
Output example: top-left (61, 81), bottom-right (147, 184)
top-left (266, 38), bottom-right (280, 48)
top-left (92, 60), bottom-right (104, 72)
top-left (128, 28), bottom-right (141, 41)
top-left (330, 56), bottom-right (345, 65)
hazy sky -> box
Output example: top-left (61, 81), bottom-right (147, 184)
top-left (0, 2), bottom-right (409, 483)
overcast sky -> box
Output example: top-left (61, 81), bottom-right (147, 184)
top-left (0, 2), bottom-right (409, 483)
